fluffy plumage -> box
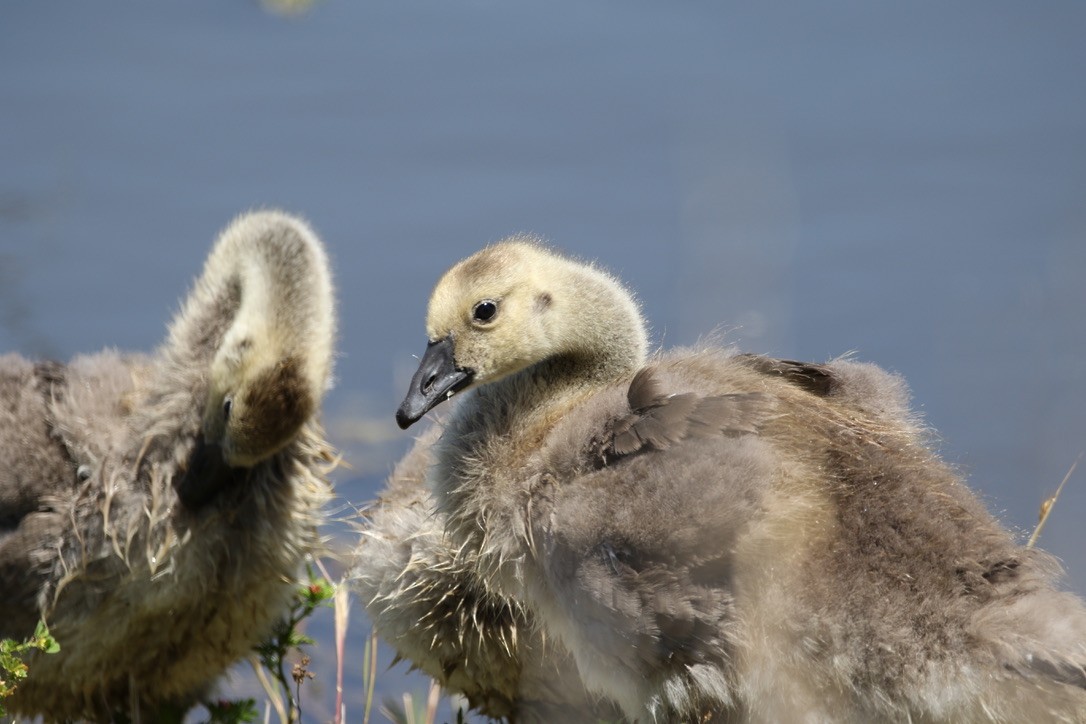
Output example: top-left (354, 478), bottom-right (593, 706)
top-left (385, 237), bottom-right (1086, 723)
top-left (353, 424), bottom-right (623, 722)
top-left (0, 210), bottom-right (336, 720)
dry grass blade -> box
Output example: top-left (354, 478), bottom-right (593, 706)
top-left (378, 693), bottom-right (412, 724)
top-left (424, 679), bottom-right (440, 724)
top-left (250, 654), bottom-right (289, 724)
top-left (333, 581), bottom-right (350, 724)
top-left (378, 700), bottom-right (399, 724)
top-left (362, 627), bottom-right (378, 724)
top-left (1027, 453), bottom-right (1082, 549)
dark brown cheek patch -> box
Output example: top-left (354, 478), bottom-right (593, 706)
top-left (238, 356), bottom-right (314, 456)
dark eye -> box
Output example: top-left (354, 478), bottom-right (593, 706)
top-left (472, 299), bottom-right (499, 324)
top-left (223, 396), bottom-right (233, 421)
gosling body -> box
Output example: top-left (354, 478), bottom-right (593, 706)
top-left (0, 210), bottom-right (336, 719)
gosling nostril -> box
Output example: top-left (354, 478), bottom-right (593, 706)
top-left (423, 373), bottom-right (437, 394)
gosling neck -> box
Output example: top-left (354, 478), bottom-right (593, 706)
top-left (214, 219), bottom-right (334, 384)
top-left (540, 252), bottom-right (647, 377)
top-left (168, 213), bottom-right (335, 385)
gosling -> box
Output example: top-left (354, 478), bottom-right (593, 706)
top-left (391, 237), bottom-right (1086, 723)
top-left (0, 210), bottom-right (336, 720)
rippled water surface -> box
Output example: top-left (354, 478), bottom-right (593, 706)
top-left (3, 1), bottom-right (1085, 719)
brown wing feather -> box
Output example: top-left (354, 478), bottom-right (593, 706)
top-left (606, 367), bottom-right (770, 463)
top-left (736, 353), bottom-right (839, 397)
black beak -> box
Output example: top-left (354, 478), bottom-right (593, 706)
top-left (396, 336), bottom-right (474, 429)
top-left (176, 435), bottom-right (248, 509)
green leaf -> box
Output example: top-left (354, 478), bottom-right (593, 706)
top-left (205, 698), bottom-right (258, 723)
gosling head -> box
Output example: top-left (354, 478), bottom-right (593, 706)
top-left (203, 343), bottom-right (317, 467)
top-left (396, 238), bottom-right (646, 429)
top-left (179, 334), bottom-right (318, 508)
top-left (176, 210), bottom-right (334, 508)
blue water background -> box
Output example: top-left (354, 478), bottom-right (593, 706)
top-left (2, 2), bottom-right (1085, 719)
